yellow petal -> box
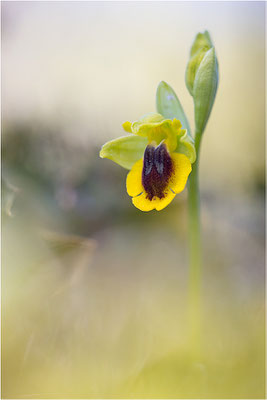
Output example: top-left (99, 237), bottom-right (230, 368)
top-left (132, 190), bottom-right (176, 212)
top-left (122, 121), bottom-right (132, 133)
top-left (154, 190), bottom-right (176, 211)
top-left (131, 113), bottom-right (165, 134)
top-left (126, 159), bottom-right (144, 197)
top-left (170, 153), bottom-right (192, 194)
top-left (132, 193), bottom-right (155, 212)
top-left (172, 118), bottom-right (182, 131)
top-left (131, 114), bottom-right (180, 152)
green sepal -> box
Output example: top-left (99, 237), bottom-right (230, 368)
top-left (175, 129), bottom-right (196, 163)
top-left (156, 81), bottom-right (192, 137)
top-left (99, 134), bottom-right (147, 170)
top-left (193, 47), bottom-right (218, 134)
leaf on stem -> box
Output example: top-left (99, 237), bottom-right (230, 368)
top-left (156, 81), bottom-right (192, 137)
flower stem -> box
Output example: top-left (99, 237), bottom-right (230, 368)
top-left (187, 130), bottom-right (202, 356)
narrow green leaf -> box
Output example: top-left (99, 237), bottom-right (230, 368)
top-left (99, 134), bottom-right (147, 170)
top-left (193, 47), bottom-right (218, 134)
top-left (156, 81), bottom-right (192, 137)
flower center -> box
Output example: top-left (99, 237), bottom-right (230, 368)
top-left (142, 143), bottom-right (174, 200)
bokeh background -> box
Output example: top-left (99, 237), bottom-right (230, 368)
top-left (2, 1), bottom-right (265, 399)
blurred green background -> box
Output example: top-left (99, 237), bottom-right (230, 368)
top-left (2, 1), bottom-right (265, 399)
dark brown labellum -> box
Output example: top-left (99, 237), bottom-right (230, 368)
top-left (142, 143), bottom-right (174, 200)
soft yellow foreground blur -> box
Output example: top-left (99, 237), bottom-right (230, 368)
top-left (2, 194), bottom-right (265, 398)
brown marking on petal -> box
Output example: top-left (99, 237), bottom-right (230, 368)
top-left (142, 143), bottom-right (174, 201)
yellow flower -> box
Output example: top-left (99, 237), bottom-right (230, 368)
top-left (100, 112), bottom-right (195, 212)
top-left (123, 113), bottom-right (192, 211)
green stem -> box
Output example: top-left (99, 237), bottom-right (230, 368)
top-left (187, 130), bottom-right (202, 356)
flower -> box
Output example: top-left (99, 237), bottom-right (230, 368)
top-left (100, 112), bottom-right (196, 212)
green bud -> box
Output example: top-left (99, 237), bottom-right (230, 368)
top-left (185, 31), bottom-right (212, 96)
top-left (193, 47), bottom-right (218, 134)
top-left (186, 31), bottom-right (219, 134)
top-left (190, 31), bottom-right (212, 57)
top-left (99, 134), bottom-right (147, 170)
top-left (156, 81), bottom-right (192, 137)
